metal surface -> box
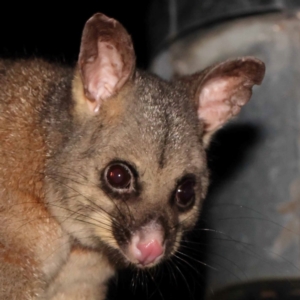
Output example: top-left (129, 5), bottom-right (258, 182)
top-left (149, 10), bottom-right (300, 298)
top-left (147, 0), bottom-right (300, 59)
top-left (208, 279), bottom-right (300, 300)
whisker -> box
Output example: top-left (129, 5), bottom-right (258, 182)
top-left (146, 269), bottom-right (165, 300)
top-left (46, 175), bottom-right (123, 228)
top-left (195, 227), bottom-right (300, 276)
top-left (171, 260), bottom-right (195, 300)
top-left (176, 249), bottom-right (217, 271)
top-left (49, 168), bottom-right (128, 221)
top-left (179, 242), bottom-right (249, 280)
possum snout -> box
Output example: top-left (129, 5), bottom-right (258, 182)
top-left (126, 221), bottom-right (164, 267)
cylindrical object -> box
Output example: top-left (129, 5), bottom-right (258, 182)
top-left (149, 0), bottom-right (300, 78)
top-left (148, 1), bottom-right (300, 298)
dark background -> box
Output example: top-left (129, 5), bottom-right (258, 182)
top-left (0, 2), bottom-right (152, 68)
top-left (0, 3), bottom-right (209, 300)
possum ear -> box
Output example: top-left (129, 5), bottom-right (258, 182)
top-left (179, 57), bottom-right (265, 146)
top-left (77, 13), bottom-right (135, 113)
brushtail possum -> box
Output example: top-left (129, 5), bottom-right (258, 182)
top-left (0, 12), bottom-right (265, 300)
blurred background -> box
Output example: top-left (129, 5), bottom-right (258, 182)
top-left (3, 1), bottom-right (300, 299)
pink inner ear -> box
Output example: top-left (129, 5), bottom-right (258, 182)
top-left (198, 77), bottom-right (246, 132)
top-left (83, 41), bottom-right (124, 112)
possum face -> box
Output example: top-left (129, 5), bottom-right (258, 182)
top-left (45, 13), bottom-right (265, 268)
top-left (47, 73), bottom-right (208, 268)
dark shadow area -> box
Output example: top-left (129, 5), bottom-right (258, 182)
top-left (206, 122), bottom-right (263, 192)
top-left (199, 123), bottom-right (262, 297)
top-left (201, 122), bottom-right (263, 244)
top-left (0, 3), bottom-right (152, 68)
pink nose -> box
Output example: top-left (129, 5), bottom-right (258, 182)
top-left (136, 239), bottom-right (163, 266)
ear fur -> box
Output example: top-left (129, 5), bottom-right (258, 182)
top-left (77, 13), bottom-right (136, 113)
top-left (177, 57), bottom-right (265, 146)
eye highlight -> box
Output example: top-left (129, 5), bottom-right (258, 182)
top-left (105, 163), bottom-right (133, 191)
top-left (175, 177), bottom-right (196, 210)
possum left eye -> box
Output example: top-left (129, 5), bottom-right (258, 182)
top-left (105, 163), bottom-right (133, 191)
top-left (175, 177), bottom-right (196, 210)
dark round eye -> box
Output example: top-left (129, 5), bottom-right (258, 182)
top-left (105, 163), bottom-right (133, 190)
top-left (175, 179), bottom-right (196, 209)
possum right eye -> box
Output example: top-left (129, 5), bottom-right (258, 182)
top-left (175, 176), bottom-right (196, 211)
top-left (104, 163), bottom-right (133, 191)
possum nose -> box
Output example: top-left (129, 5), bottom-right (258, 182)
top-left (136, 239), bottom-right (163, 266)
top-left (128, 223), bottom-right (165, 267)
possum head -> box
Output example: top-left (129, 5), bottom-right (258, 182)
top-left (46, 13), bottom-right (265, 268)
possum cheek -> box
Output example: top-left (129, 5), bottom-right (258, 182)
top-left (90, 211), bottom-right (119, 250)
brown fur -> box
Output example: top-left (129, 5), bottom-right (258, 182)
top-left (0, 13), bottom-right (265, 300)
top-left (0, 59), bottom-right (71, 299)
